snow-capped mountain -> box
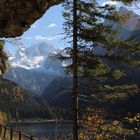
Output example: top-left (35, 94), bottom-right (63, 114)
top-left (4, 42), bottom-right (66, 93)
top-left (9, 42), bottom-right (61, 70)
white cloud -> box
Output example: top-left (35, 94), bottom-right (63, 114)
top-left (46, 23), bottom-right (58, 28)
top-left (35, 35), bottom-right (48, 41)
top-left (102, 0), bottom-right (117, 6)
top-left (34, 34), bottom-right (64, 41)
top-left (47, 34), bottom-right (64, 41)
top-left (31, 24), bottom-right (37, 28)
top-left (26, 36), bottom-right (33, 40)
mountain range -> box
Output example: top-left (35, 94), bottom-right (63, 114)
top-left (4, 42), bottom-right (66, 94)
top-left (3, 6), bottom-right (140, 106)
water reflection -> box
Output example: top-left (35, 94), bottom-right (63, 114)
top-left (8, 122), bottom-right (72, 140)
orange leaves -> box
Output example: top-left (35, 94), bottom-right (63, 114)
top-left (80, 107), bottom-right (134, 140)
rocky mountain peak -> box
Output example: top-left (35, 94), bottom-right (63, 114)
top-left (119, 6), bottom-right (130, 14)
top-left (7, 42), bottom-right (62, 70)
top-left (104, 6), bottom-right (140, 40)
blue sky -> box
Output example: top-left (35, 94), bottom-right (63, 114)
top-left (22, 4), bottom-right (65, 48)
top-left (5, 4), bottom-right (66, 52)
top-left (5, 1), bottom-right (140, 52)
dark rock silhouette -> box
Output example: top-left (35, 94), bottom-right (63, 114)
top-left (0, 0), bottom-right (62, 37)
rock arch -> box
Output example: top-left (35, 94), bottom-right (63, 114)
top-left (0, 0), bottom-right (63, 37)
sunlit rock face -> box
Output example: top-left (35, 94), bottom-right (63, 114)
top-left (0, 0), bottom-right (63, 38)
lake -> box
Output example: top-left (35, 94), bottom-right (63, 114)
top-left (8, 121), bottom-right (73, 139)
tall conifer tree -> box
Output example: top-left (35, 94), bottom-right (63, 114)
top-left (62, 0), bottom-right (140, 139)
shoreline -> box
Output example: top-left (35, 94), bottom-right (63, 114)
top-left (9, 120), bottom-right (74, 124)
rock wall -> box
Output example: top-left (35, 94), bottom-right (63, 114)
top-left (0, 0), bottom-right (63, 38)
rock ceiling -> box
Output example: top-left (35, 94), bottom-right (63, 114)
top-left (0, 0), bottom-right (63, 38)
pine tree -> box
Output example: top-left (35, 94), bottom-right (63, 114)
top-left (62, 0), bottom-right (140, 139)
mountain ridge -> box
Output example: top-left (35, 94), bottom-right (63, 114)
top-left (4, 6), bottom-right (140, 95)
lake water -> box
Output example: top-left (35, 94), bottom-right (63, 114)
top-left (8, 121), bottom-right (73, 139)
